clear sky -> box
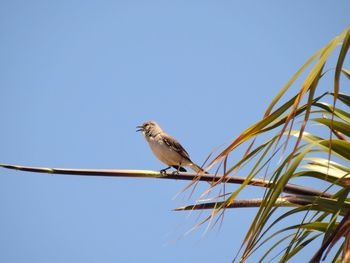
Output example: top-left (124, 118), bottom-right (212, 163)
top-left (1, 1), bottom-right (349, 262)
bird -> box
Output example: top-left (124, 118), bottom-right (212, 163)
top-left (137, 120), bottom-right (206, 173)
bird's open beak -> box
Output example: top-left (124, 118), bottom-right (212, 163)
top-left (136, 125), bottom-right (143, 132)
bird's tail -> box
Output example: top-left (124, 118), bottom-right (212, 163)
top-left (189, 162), bottom-right (208, 174)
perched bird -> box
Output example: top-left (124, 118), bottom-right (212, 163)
top-left (137, 120), bottom-right (206, 173)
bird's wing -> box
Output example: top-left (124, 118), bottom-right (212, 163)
top-left (162, 133), bottom-right (191, 161)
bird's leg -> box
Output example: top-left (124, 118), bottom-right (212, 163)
top-left (160, 166), bottom-right (171, 174)
top-left (172, 166), bottom-right (180, 175)
top-left (172, 165), bottom-right (187, 175)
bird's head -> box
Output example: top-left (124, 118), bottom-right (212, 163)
top-left (136, 120), bottom-right (163, 136)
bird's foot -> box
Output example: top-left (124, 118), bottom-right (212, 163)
top-left (160, 167), bottom-right (171, 175)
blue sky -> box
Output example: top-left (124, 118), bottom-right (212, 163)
top-left (1, 1), bottom-right (349, 262)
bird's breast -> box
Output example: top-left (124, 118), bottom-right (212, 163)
top-left (147, 136), bottom-right (188, 166)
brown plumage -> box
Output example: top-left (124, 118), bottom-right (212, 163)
top-left (137, 120), bottom-right (206, 173)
